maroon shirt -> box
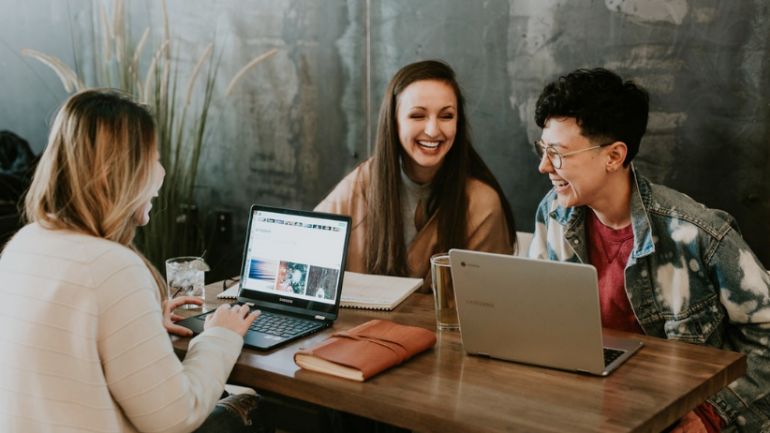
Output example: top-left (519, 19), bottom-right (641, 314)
top-left (586, 211), bottom-right (642, 334)
top-left (586, 211), bottom-right (723, 432)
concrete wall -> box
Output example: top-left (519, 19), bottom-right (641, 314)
top-left (2, 0), bottom-right (768, 278)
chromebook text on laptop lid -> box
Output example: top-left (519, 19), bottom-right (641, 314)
top-left (178, 205), bottom-right (351, 350)
top-left (448, 249), bottom-right (643, 376)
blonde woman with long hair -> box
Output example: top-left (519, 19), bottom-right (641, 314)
top-left (0, 89), bottom-right (269, 433)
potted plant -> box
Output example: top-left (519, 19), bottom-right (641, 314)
top-left (23, 0), bottom-right (276, 269)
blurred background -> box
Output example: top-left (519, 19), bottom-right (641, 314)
top-left (2, 0), bottom-right (768, 281)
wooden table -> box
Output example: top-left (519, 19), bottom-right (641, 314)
top-left (172, 282), bottom-right (746, 433)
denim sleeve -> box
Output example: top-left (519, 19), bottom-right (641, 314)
top-left (528, 194), bottom-right (551, 260)
top-left (705, 227), bottom-right (770, 425)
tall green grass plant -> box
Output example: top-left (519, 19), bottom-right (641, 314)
top-left (23, 0), bottom-right (276, 269)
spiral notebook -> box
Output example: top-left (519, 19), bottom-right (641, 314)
top-left (219, 271), bottom-right (422, 311)
top-left (339, 272), bottom-right (422, 310)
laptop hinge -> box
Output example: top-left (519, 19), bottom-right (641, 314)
top-left (314, 315), bottom-right (325, 320)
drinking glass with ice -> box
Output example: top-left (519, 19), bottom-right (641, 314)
top-left (165, 256), bottom-right (210, 309)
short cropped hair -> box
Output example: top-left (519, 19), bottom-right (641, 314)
top-left (535, 68), bottom-right (649, 166)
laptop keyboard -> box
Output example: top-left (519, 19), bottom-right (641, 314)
top-left (248, 311), bottom-right (320, 338)
top-left (193, 309), bottom-right (321, 339)
top-left (603, 348), bottom-right (625, 366)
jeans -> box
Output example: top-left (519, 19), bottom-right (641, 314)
top-left (194, 393), bottom-right (274, 433)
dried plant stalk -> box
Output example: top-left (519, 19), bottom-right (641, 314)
top-left (184, 43), bottom-right (213, 108)
top-left (225, 48), bottom-right (278, 96)
top-left (21, 49), bottom-right (82, 92)
top-left (98, 1), bottom-right (111, 63)
top-left (143, 40), bottom-right (169, 103)
top-left (131, 27), bottom-right (150, 97)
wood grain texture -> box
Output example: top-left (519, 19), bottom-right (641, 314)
top-left (173, 281), bottom-right (746, 433)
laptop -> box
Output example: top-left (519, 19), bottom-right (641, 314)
top-left (448, 249), bottom-right (643, 376)
top-left (178, 204), bottom-right (351, 350)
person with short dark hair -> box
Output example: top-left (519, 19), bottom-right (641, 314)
top-left (529, 68), bottom-right (770, 433)
top-left (317, 60), bottom-right (516, 290)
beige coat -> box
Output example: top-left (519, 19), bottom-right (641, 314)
top-left (315, 159), bottom-right (513, 292)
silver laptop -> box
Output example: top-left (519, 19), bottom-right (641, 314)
top-left (449, 249), bottom-right (643, 376)
top-left (179, 204), bottom-right (351, 350)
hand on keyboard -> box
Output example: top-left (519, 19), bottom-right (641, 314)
top-left (205, 303), bottom-right (261, 336)
top-left (163, 295), bottom-right (205, 337)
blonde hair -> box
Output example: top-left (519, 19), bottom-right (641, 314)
top-left (25, 89), bottom-right (166, 294)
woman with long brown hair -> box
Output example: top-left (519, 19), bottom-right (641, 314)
top-left (0, 89), bottom-right (268, 433)
top-left (316, 60), bottom-right (515, 290)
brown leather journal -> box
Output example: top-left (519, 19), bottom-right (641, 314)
top-left (294, 319), bottom-right (436, 381)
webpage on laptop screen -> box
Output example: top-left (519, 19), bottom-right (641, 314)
top-left (240, 210), bottom-right (347, 305)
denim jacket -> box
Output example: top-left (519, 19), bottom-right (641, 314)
top-left (529, 169), bottom-right (770, 432)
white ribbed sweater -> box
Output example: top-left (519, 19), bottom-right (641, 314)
top-left (0, 223), bottom-right (243, 433)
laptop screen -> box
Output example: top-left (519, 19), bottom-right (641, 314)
top-left (237, 205), bottom-right (351, 318)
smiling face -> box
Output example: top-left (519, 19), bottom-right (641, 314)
top-left (396, 79), bottom-right (458, 184)
top-left (538, 117), bottom-right (613, 209)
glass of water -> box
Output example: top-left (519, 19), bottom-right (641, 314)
top-left (165, 256), bottom-right (209, 309)
top-left (430, 253), bottom-right (459, 330)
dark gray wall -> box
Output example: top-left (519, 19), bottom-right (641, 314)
top-left (1, 1), bottom-right (74, 148)
top-left (2, 0), bottom-right (769, 278)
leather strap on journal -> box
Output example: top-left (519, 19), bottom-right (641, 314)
top-left (331, 331), bottom-right (410, 363)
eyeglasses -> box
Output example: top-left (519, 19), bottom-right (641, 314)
top-left (533, 139), bottom-right (613, 169)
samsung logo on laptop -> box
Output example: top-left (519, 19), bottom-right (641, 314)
top-left (466, 299), bottom-right (495, 308)
top-left (278, 298), bottom-right (294, 304)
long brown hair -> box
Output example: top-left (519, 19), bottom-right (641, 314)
top-left (25, 89), bottom-right (166, 295)
top-left (366, 60), bottom-right (516, 275)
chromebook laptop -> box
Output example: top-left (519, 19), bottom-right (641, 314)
top-left (448, 250), bottom-right (643, 376)
top-left (178, 204), bottom-right (351, 350)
